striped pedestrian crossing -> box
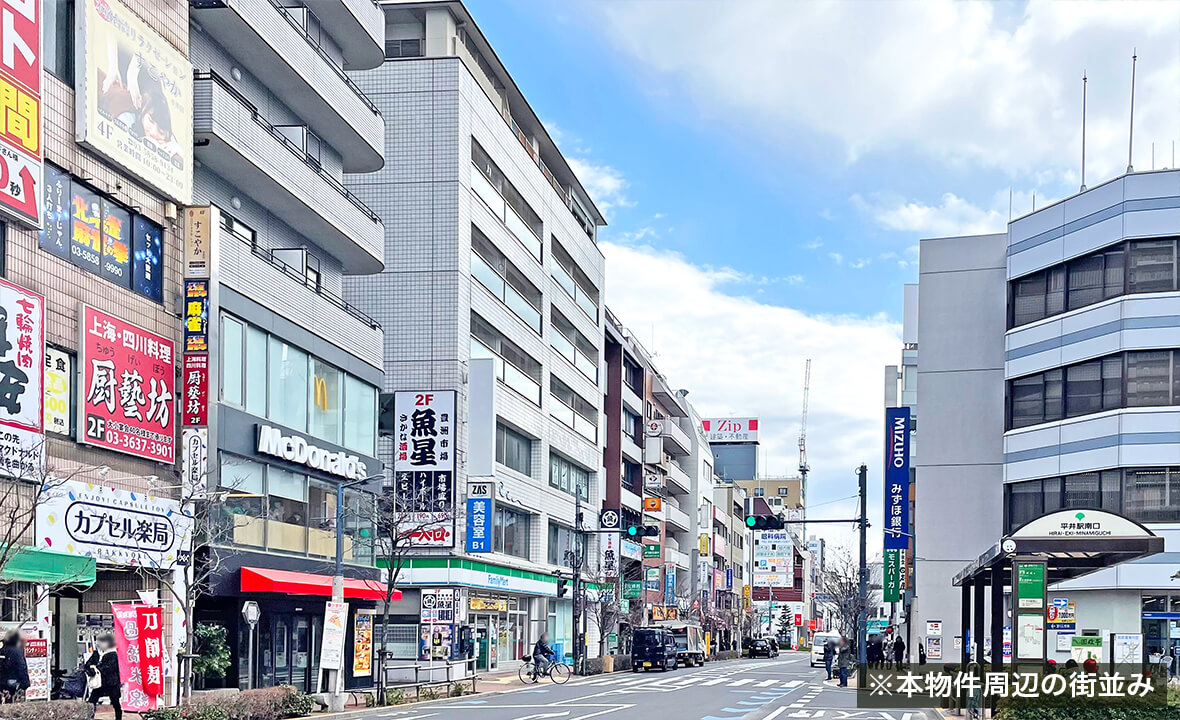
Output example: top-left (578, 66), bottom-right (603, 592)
top-left (581, 674), bottom-right (806, 692)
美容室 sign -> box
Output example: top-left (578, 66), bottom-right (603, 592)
top-left (78, 305), bottom-right (175, 463)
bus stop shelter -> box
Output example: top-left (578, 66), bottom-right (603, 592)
top-left (951, 509), bottom-right (1164, 667)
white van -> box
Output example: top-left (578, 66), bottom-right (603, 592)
top-left (810, 633), bottom-right (841, 667)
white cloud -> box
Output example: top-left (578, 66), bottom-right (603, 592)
top-left (804, 239), bottom-right (824, 250)
top-left (828, 252), bottom-right (844, 265)
top-left (853, 188), bottom-right (1059, 237)
top-left (592, 0), bottom-right (1180, 184)
top-left (566, 157), bottom-right (634, 219)
top-left (602, 242), bottom-right (900, 547)
top-left (851, 258), bottom-right (871, 269)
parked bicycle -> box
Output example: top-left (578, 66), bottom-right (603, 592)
top-left (518, 654), bottom-right (571, 684)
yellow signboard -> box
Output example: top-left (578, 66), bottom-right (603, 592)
top-left (469, 596), bottom-right (508, 612)
top-left (76, 0), bottom-right (193, 204)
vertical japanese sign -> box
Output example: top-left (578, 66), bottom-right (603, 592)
top-left (0, 279), bottom-right (43, 476)
top-left (1013, 560), bottom-right (1046, 662)
top-left (884, 407), bottom-right (910, 552)
top-left (599, 531), bottom-right (619, 579)
top-left (883, 548), bottom-right (903, 602)
top-left (183, 280), bottom-right (208, 352)
top-left (665, 566), bottom-right (676, 605)
top-left (131, 216), bottom-right (163, 303)
top-left (78, 305), bottom-right (175, 463)
top-left (44, 346), bottom-right (71, 435)
top-left (99, 198), bottom-right (130, 287)
top-left (465, 481), bottom-right (491, 553)
top-left (75, 0), bottom-right (192, 204)
top-left (393, 391), bottom-right (455, 547)
top-left (135, 606), bottom-right (164, 698)
top-left (111, 603), bottom-right (154, 711)
top-left (0, 0), bottom-right (43, 227)
top-left (183, 207), bottom-right (211, 278)
top-left (353, 611), bottom-right (373, 677)
top-left (22, 637), bottom-right (48, 701)
top-left (319, 602), bottom-right (348, 672)
top-left (181, 353), bottom-right (207, 426)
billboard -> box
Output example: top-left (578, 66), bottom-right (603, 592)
top-left (78, 305), bottom-right (175, 463)
top-left (701, 417), bottom-right (759, 443)
top-left (752, 529), bottom-right (794, 587)
top-left (392, 390), bottom-right (456, 547)
top-left (75, 0), bottom-right (192, 204)
top-left (0, 278), bottom-right (44, 475)
top-left (884, 407), bottom-right (911, 551)
top-left (0, 0), bottom-right (44, 227)
top-left (44, 346), bottom-right (71, 436)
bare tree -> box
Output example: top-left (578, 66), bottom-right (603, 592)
top-left (816, 547), bottom-right (880, 650)
top-left (581, 568), bottom-right (621, 658)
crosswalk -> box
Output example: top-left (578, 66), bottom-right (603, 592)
top-left (580, 672), bottom-right (808, 693)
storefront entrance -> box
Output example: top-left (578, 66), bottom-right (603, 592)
top-left (256, 612), bottom-right (321, 692)
top-left (469, 595), bottom-right (529, 669)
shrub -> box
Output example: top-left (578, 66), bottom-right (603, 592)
top-left (193, 624), bottom-right (233, 682)
top-left (418, 687), bottom-right (440, 701)
top-left (609, 654), bottom-right (631, 672)
top-left (235, 687), bottom-right (287, 720)
top-left (448, 682), bottom-right (469, 697)
top-left (278, 692), bottom-right (314, 718)
top-left (384, 688), bottom-right (405, 706)
top-left (144, 709), bottom-right (182, 720)
top-left (0, 699), bottom-right (92, 720)
top-left (584, 658), bottom-right (603, 676)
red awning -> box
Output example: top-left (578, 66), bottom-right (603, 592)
top-left (240, 567), bottom-right (398, 601)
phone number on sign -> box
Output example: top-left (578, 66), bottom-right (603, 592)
top-left (85, 414), bottom-right (173, 461)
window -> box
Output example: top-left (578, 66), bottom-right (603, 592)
top-left (1063, 473), bottom-right (1100, 508)
top-left (623, 410), bottom-right (641, 441)
top-left (1065, 361), bottom-right (1102, 417)
top-left (493, 506), bottom-right (530, 559)
top-left (550, 376), bottom-right (597, 442)
top-left (549, 453), bottom-right (589, 501)
top-left (622, 461), bottom-right (641, 494)
top-left (548, 522), bottom-right (583, 566)
top-left (1067, 248), bottom-right (1125, 310)
top-left (43, 0), bottom-right (74, 82)
top-left (1006, 468), bottom-right (1180, 531)
top-left (1010, 267), bottom-right (1062, 326)
top-left (309, 359), bottom-right (342, 444)
top-left (222, 316), bottom-right (244, 406)
top-left (267, 466), bottom-right (308, 554)
top-left (268, 337), bottom-right (309, 430)
top-left (219, 456), bottom-right (266, 549)
top-left (1009, 369), bottom-right (1062, 428)
top-left (471, 225), bottom-right (542, 333)
top-left (471, 312), bottom-right (542, 405)
top-left (245, 325), bottom-right (268, 417)
top-left (1127, 351), bottom-right (1172, 407)
top-left (624, 359), bottom-right (643, 394)
top-left (344, 376), bottom-right (377, 455)
top-left (496, 423), bottom-right (532, 476)
top-left (1007, 479), bottom-right (1042, 531)
top-left (551, 241), bottom-right (600, 321)
top-left (1128, 240), bottom-right (1175, 294)
top-left (753, 488), bottom-right (764, 497)
top-left (550, 309), bottom-right (598, 381)
top-left (470, 139), bottom-right (543, 259)
top-left (778, 487), bottom-right (789, 496)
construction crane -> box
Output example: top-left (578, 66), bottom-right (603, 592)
top-left (798, 359), bottom-right (811, 503)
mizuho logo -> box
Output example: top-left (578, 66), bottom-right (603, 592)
top-left (890, 416), bottom-right (907, 468)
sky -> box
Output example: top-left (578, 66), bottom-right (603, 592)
top-left (466, 0), bottom-right (1180, 554)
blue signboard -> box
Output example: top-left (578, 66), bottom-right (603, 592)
top-left (466, 497), bottom-right (491, 552)
top-left (665, 566), bottom-right (676, 605)
top-left (884, 407), bottom-right (911, 551)
top-left (725, 568), bottom-right (733, 590)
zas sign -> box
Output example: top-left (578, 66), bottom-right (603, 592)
top-left (0, 0), bottom-right (44, 227)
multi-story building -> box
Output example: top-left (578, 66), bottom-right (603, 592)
top-left (883, 283), bottom-right (918, 649)
top-left (712, 480), bottom-right (750, 651)
top-left (188, 0), bottom-right (388, 691)
top-left (7, 0), bottom-right (191, 697)
top-left (737, 476), bottom-right (803, 511)
top-left (345, 0), bottom-right (607, 670)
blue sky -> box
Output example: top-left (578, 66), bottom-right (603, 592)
top-left (465, 0), bottom-right (1180, 551)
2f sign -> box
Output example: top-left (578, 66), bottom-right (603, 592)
top-left (415, 393), bottom-right (434, 406)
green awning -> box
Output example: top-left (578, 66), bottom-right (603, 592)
top-left (1, 547), bottom-right (97, 588)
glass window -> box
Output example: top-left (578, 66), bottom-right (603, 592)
top-left (1007, 480), bottom-right (1042, 530)
top-left (1100, 471), bottom-right (1121, 512)
top-left (308, 359), bottom-right (342, 444)
top-left (1012, 272), bottom-right (1047, 326)
top-left (344, 488), bottom-right (375, 566)
top-left (43, 0), bottom-right (74, 82)
top-left (494, 507), bottom-right (530, 559)
top-left (344, 376), bottom-right (377, 455)
top-left (1065, 361), bottom-right (1102, 417)
top-left (1011, 375), bottom-right (1045, 428)
top-left (1102, 357), bottom-right (1123, 410)
top-left (1067, 254), bottom-right (1105, 310)
top-left (1063, 473), bottom-right (1100, 508)
top-left (496, 423), bottom-right (532, 476)
top-left (1043, 477), bottom-right (1062, 513)
top-left (267, 467), bottom-right (308, 554)
top-left (1127, 351), bottom-right (1172, 407)
top-left (1046, 266), bottom-right (1065, 316)
top-left (1124, 468), bottom-right (1171, 523)
top-left (222, 315), bottom-right (244, 406)
top-left (307, 479), bottom-right (337, 559)
top-left (548, 453), bottom-right (589, 501)
top-left (1143, 594), bottom-right (1169, 613)
top-left (269, 337), bottom-right (309, 430)
top-left (1103, 248), bottom-right (1125, 299)
top-left (547, 522), bottom-right (583, 566)
top-left (245, 325), bottom-right (268, 416)
top-left (1128, 239), bottom-right (1175, 294)
top-left (219, 455), bottom-right (265, 549)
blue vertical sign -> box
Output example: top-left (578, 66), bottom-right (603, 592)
top-left (466, 497), bottom-right (491, 552)
top-left (884, 407), bottom-right (911, 551)
top-left (665, 566), bottom-right (676, 605)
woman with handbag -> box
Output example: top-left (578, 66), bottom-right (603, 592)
top-left (85, 635), bottom-right (121, 720)
top-left (0, 631), bottom-right (29, 702)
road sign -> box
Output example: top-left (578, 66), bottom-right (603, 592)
top-left (242, 601), bottom-right (260, 626)
top-left (624, 581), bottom-right (642, 598)
top-left (599, 508), bottom-right (621, 531)
top-left (643, 544), bottom-right (661, 559)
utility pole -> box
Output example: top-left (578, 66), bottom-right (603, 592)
top-left (573, 492), bottom-right (583, 674)
top-left (857, 464), bottom-right (868, 673)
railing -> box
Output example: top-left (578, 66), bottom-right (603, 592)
top-left (470, 164), bottom-right (543, 261)
top-left (471, 252), bottom-right (541, 332)
top-left (470, 338), bottom-right (541, 405)
top-left (194, 71), bottom-right (381, 224)
top-left (550, 327), bottom-right (597, 382)
top-left (222, 223), bottom-right (380, 329)
top-left (550, 394), bottom-right (597, 443)
top-left (551, 263), bottom-right (599, 322)
top-left (262, 0), bottom-right (382, 116)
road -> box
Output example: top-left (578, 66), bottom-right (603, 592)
top-left (351, 653), bottom-right (939, 720)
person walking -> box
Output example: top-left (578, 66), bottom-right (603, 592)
top-left (918, 642), bottom-right (927, 666)
top-left (822, 639), bottom-right (834, 680)
top-left (0, 631), bottom-right (28, 702)
top-left (837, 638), bottom-right (852, 687)
top-left (85, 634), bottom-right (121, 720)
top-left (892, 636), bottom-right (906, 669)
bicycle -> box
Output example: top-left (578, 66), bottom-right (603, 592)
top-left (518, 654), bottom-right (571, 685)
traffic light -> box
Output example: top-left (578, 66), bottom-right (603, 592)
top-left (557, 578), bottom-right (569, 597)
top-left (745, 514), bottom-right (785, 530)
top-left (626, 524), bottom-right (660, 538)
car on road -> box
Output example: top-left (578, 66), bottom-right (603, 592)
top-left (632, 627), bottom-right (679, 671)
top-left (747, 637), bottom-right (778, 658)
top-left (810, 632), bottom-right (841, 667)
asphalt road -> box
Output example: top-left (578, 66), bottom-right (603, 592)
top-left (351, 652), bottom-right (940, 720)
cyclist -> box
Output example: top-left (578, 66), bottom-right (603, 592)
top-left (532, 632), bottom-right (557, 679)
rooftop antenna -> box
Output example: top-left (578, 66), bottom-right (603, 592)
top-left (1153, 142), bottom-right (1156, 170)
top-left (1033, 192), bottom-right (1036, 212)
top-left (1008, 188), bottom-right (1013, 222)
top-left (1128, 50), bottom-right (1138, 174)
top-left (1080, 71), bottom-right (1088, 192)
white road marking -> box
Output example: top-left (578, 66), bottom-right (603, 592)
top-left (727, 679), bottom-right (755, 687)
top-left (763, 709), bottom-right (789, 720)
top-left (754, 680), bottom-right (778, 687)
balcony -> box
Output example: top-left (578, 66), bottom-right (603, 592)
top-left (666, 461), bottom-right (691, 496)
top-left (194, 73), bottom-right (384, 273)
top-left (550, 395), bottom-right (597, 444)
top-left (621, 434), bottom-right (642, 463)
top-left (665, 502), bottom-right (690, 533)
top-left (219, 229), bottom-right (380, 362)
top-left (191, 0), bottom-right (384, 171)
top-left (659, 419), bottom-right (692, 457)
top-left (622, 382), bottom-right (643, 414)
top-left (666, 547), bottom-right (691, 571)
top-left (302, 0), bottom-right (384, 69)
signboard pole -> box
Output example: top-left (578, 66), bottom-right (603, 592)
top-left (1011, 558), bottom-right (1047, 668)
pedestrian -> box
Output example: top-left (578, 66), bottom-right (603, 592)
top-left (1083, 657), bottom-right (1099, 675)
top-left (837, 638), bottom-right (852, 687)
top-left (822, 639), bottom-right (834, 680)
top-left (85, 634), bottom-right (121, 720)
top-left (918, 642), bottom-right (927, 666)
top-left (0, 631), bottom-right (28, 702)
top-left (892, 636), bottom-right (906, 669)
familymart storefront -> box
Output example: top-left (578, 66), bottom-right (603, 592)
top-left (389, 559), bottom-right (570, 671)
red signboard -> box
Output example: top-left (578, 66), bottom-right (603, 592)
top-left (794, 613), bottom-right (803, 626)
top-left (135, 606), bottom-right (165, 697)
top-left (79, 305), bottom-right (175, 463)
top-left (809, 619), bottom-right (817, 631)
top-left (182, 353), bottom-right (207, 426)
top-left (0, 0), bottom-right (43, 226)
top-left (111, 604), bottom-right (154, 712)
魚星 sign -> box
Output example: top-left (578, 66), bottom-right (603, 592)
top-left (0, 0), bottom-right (44, 227)
top-left (392, 391), bottom-right (456, 547)
top-left (37, 479), bottom-right (193, 568)
top-left (79, 305), bottom-right (175, 463)
top-left (0, 279), bottom-right (44, 476)
top-left (420, 589), bottom-right (455, 624)
top-left (76, 0), bottom-right (193, 204)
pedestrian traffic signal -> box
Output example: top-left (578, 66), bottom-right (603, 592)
top-left (557, 578), bottom-right (569, 597)
top-left (745, 514), bottom-right (785, 530)
top-left (626, 524), bottom-right (660, 538)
